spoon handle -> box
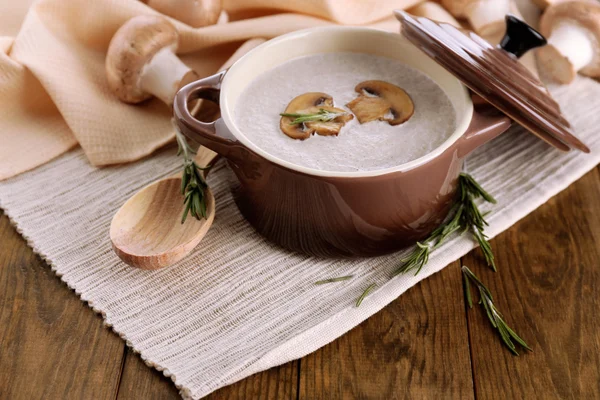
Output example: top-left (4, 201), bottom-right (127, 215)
top-left (195, 147), bottom-right (219, 178)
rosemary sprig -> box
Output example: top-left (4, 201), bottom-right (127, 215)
top-left (393, 173), bottom-right (496, 276)
top-left (460, 173), bottom-right (496, 203)
top-left (462, 266), bottom-right (532, 355)
top-left (280, 108), bottom-right (349, 125)
top-left (315, 275), bottom-right (354, 285)
top-left (393, 202), bottom-right (465, 276)
top-left (356, 283), bottom-right (377, 307)
top-left (396, 242), bottom-right (431, 276)
top-left (312, 174), bottom-right (528, 355)
top-left (175, 126), bottom-right (209, 224)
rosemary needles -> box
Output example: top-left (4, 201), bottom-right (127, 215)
top-left (175, 124), bottom-right (209, 224)
top-left (459, 173), bottom-right (497, 271)
top-left (393, 173), bottom-right (497, 276)
top-left (355, 283), bottom-right (377, 307)
top-left (313, 276), bottom-right (376, 308)
top-left (280, 108), bottom-right (350, 125)
top-left (462, 266), bottom-right (532, 355)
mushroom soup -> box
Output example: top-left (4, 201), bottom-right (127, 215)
top-left (234, 52), bottom-right (457, 172)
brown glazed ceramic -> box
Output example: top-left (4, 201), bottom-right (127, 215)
top-left (397, 11), bottom-right (590, 153)
top-left (173, 23), bottom-right (579, 257)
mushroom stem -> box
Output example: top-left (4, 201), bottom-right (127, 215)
top-left (139, 46), bottom-right (196, 105)
top-left (217, 10), bottom-right (229, 24)
top-left (465, 0), bottom-right (510, 36)
top-left (546, 22), bottom-right (595, 72)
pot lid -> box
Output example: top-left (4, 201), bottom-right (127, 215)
top-left (395, 11), bottom-right (590, 153)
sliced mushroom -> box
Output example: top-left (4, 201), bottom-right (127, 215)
top-left (346, 81), bottom-right (414, 126)
top-left (279, 93), bottom-right (353, 140)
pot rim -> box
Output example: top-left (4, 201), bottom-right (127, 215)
top-left (220, 26), bottom-right (474, 178)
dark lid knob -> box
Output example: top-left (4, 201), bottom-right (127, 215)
top-left (499, 15), bottom-right (547, 59)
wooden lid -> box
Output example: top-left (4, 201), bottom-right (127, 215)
top-left (395, 11), bottom-right (590, 153)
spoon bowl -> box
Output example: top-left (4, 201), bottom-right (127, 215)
top-left (110, 147), bottom-right (218, 269)
top-left (110, 178), bottom-right (215, 269)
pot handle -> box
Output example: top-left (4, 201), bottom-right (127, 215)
top-left (173, 70), bottom-right (242, 160)
top-left (457, 96), bottom-right (512, 158)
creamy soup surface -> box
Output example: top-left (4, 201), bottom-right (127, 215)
top-left (234, 52), bottom-right (457, 172)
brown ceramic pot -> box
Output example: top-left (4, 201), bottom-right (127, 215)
top-left (174, 27), bottom-right (512, 257)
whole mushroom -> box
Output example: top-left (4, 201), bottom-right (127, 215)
top-left (442, 0), bottom-right (510, 36)
top-left (105, 15), bottom-right (197, 105)
top-left (536, 0), bottom-right (600, 84)
top-left (144, 0), bottom-right (222, 28)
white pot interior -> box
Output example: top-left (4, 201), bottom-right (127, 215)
top-left (220, 26), bottom-right (473, 177)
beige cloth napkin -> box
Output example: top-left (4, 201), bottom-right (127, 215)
top-left (0, 0), bottom-right (421, 180)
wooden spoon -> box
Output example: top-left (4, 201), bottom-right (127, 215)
top-left (110, 147), bottom-right (218, 269)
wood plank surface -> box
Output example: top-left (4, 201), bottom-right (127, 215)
top-left (202, 361), bottom-right (298, 400)
top-left (463, 167), bottom-right (600, 400)
top-left (0, 212), bottom-right (125, 400)
top-left (116, 348), bottom-right (298, 400)
top-left (299, 261), bottom-right (474, 400)
top-left (115, 349), bottom-right (181, 400)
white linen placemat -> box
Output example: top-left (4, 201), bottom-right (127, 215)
top-left (1, 77), bottom-right (599, 399)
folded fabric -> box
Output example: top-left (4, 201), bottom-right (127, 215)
top-left (0, 0), bottom-right (419, 180)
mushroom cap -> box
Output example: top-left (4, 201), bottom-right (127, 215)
top-left (346, 81), bottom-right (414, 126)
top-left (286, 92), bottom-right (333, 112)
top-left (540, 0), bottom-right (600, 77)
top-left (441, 0), bottom-right (478, 18)
top-left (146, 0), bottom-right (222, 28)
top-left (106, 15), bottom-right (179, 103)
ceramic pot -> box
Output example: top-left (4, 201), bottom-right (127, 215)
top-left (173, 27), bottom-right (512, 257)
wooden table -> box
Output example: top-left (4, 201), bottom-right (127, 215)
top-left (1, 167), bottom-right (599, 400)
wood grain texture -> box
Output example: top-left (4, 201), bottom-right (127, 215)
top-left (463, 167), bottom-right (600, 400)
top-left (202, 361), bottom-right (298, 400)
top-left (116, 349), bottom-right (181, 400)
top-left (299, 261), bottom-right (474, 400)
top-left (116, 348), bottom-right (298, 400)
top-left (0, 212), bottom-right (125, 400)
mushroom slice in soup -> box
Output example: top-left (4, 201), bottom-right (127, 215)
top-left (280, 92), bottom-right (353, 140)
top-left (346, 80), bottom-right (414, 126)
